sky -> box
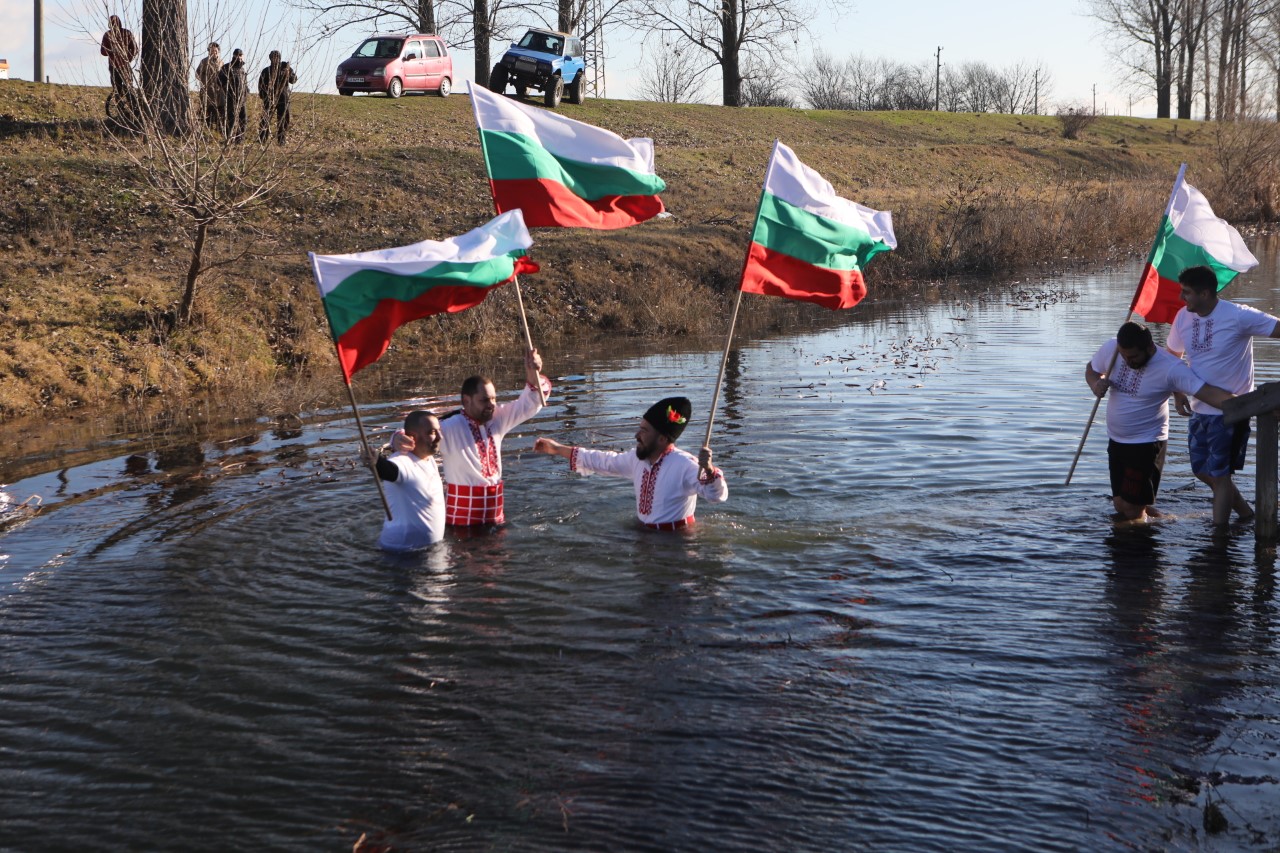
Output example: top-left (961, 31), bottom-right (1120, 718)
top-left (0, 0), bottom-right (1147, 115)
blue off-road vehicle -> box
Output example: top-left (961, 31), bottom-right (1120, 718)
top-left (489, 28), bottom-right (586, 108)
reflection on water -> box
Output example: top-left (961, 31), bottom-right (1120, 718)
top-left (1, 253), bottom-right (1280, 850)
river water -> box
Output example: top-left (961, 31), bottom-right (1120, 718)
top-left (3, 245), bottom-right (1280, 851)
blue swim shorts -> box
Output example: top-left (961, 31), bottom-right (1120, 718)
top-left (1187, 413), bottom-right (1250, 478)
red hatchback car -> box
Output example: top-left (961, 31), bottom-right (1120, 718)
top-left (336, 34), bottom-right (453, 98)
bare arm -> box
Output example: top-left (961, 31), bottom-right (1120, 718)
top-left (1192, 383), bottom-right (1235, 410)
top-left (1084, 362), bottom-right (1109, 398)
top-left (533, 437), bottom-right (573, 459)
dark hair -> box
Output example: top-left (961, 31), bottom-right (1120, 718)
top-left (1116, 321), bottom-right (1153, 349)
top-left (269, 50), bottom-right (281, 61)
top-left (404, 410), bottom-right (436, 432)
top-left (209, 42), bottom-right (220, 50)
top-left (1178, 265), bottom-right (1218, 294)
top-left (460, 375), bottom-right (491, 397)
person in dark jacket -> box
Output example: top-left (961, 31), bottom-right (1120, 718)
top-left (195, 42), bottom-right (225, 131)
top-left (257, 51), bottom-right (298, 144)
top-left (219, 49), bottom-right (249, 142)
top-left (100, 15), bottom-right (137, 98)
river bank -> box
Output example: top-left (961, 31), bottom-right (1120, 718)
top-left (0, 78), bottom-right (1264, 421)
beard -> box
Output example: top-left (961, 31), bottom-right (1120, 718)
top-left (635, 438), bottom-right (658, 460)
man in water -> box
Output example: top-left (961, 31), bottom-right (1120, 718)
top-left (1087, 321), bottom-right (1233, 523)
top-left (396, 348), bottom-right (550, 527)
top-left (367, 410), bottom-right (444, 551)
top-left (1166, 265), bottom-right (1280, 526)
top-left (534, 396), bottom-right (728, 529)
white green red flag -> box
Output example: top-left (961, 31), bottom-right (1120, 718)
top-left (469, 84), bottom-right (666, 229)
top-left (310, 210), bottom-right (537, 383)
top-left (1132, 175), bottom-right (1258, 324)
top-left (740, 140), bottom-right (896, 310)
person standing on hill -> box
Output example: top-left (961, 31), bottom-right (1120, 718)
top-left (195, 42), bottom-right (225, 131)
top-left (366, 410), bottom-right (445, 552)
top-left (1166, 264), bottom-right (1280, 527)
top-left (100, 15), bottom-right (137, 98)
top-left (257, 51), bottom-right (297, 144)
top-left (1086, 322), bottom-right (1233, 523)
top-left (219, 49), bottom-right (249, 142)
top-left (534, 396), bottom-right (728, 529)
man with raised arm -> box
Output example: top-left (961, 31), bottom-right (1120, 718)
top-left (366, 410), bottom-right (445, 552)
top-left (1166, 265), bottom-right (1280, 527)
top-left (1087, 321), bottom-right (1234, 523)
top-left (398, 348), bottom-right (551, 527)
top-left (534, 396), bottom-right (728, 529)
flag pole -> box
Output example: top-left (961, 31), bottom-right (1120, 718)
top-left (701, 141), bottom-right (779, 475)
top-left (471, 84), bottom-right (547, 408)
top-left (309, 251), bottom-right (394, 520)
top-left (1064, 163), bottom-right (1187, 486)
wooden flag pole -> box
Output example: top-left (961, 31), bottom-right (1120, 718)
top-left (702, 143), bottom-right (778, 474)
top-left (346, 380), bottom-right (394, 521)
top-left (1064, 163), bottom-right (1187, 486)
top-left (309, 250), bottom-right (393, 521)
top-left (511, 273), bottom-right (547, 408)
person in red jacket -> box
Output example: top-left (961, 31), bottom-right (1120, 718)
top-left (100, 15), bottom-right (137, 97)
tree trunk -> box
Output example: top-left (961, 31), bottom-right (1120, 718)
top-left (720, 0), bottom-right (740, 106)
top-left (417, 0), bottom-right (436, 34)
top-left (558, 0), bottom-right (574, 33)
top-left (180, 220), bottom-right (207, 326)
top-left (141, 0), bottom-right (190, 136)
top-left (473, 0), bottom-right (490, 84)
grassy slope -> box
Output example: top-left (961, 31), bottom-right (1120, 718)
top-left (0, 79), bottom-right (1222, 419)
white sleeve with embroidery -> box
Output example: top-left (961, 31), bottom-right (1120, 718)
top-left (570, 446), bottom-right (637, 479)
top-left (491, 375), bottom-right (553, 437)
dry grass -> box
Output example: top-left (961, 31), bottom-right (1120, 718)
top-left (0, 79), bottom-right (1240, 420)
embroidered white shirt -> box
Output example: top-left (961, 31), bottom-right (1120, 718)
top-left (439, 376), bottom-right (551, 487)
top-left (569, 444), bottom-right (728, 525)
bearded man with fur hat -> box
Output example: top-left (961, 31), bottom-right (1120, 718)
top-left (534, 397), bottom-right (727, 529)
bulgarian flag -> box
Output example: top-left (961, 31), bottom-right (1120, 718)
top-left (310, 210), bottom-right (538, 383)
top-left (740, 140), bottom-right (897, 310)
top-left (1131, 170), bottom-right (1258, 324)
top-left (470, 83), bottom-right (666, 229)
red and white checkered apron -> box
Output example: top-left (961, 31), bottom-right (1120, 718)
top-left (446, 482), bottom-right (505, 526)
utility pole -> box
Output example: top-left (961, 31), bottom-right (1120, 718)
top-left (935, 45), bottom-right (942, 111)
top-left (1092, 83), bottom-right (1097, 115)
top-left (1033, 69), bottom-right (1038, 115)
top-left (33, 0), bottom-right (44, 84)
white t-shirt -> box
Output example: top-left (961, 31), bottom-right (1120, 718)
top-left (379, 451), bottom-right (445, 552)
top-left (1167, 299), bottom-right (1278, 415)
top-left (1090, 340), bottom-right (1205, 443)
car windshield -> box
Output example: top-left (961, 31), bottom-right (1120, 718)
top-left (354, 38), bottom-right (404, 59)
top-left (518, 32), bottom-right (561, 54)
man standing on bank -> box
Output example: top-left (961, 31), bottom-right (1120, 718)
top-left (1087, 322), bottom-right (1234, 523)
top-left (100, 15), bottom-right (137, 99)
top-left (366, 410), bottom-right (445, 552)
top-left (534, 397), bottom-right (728, 529)
top-left (1166, 265), bottom-right (1280, 527)
top-left (396, 348), bottom-right (551, 527)
top-left (257, 50), bottom-right (297, 144)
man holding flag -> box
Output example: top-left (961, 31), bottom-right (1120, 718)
top-left (533, 397), bottom-right (727, 529)
top-left (1166, 265), bottom-right (1280, 527)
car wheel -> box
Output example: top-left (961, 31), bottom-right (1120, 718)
top-left (339, 88), bottom-right (353, 96)
top-left (567, 72), bottom-right (585, 105)
top-left (437, 77), bottom-right (451, 97)
top-left (514, 85), bottom-right (527, 98)
top-left (544, 75), bottom-right (563, 108)
top-left (388, 78), bottom-right (403, 98)
top-left (489, 65), bottom-right (508, 93)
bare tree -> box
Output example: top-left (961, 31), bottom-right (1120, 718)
top-left (292, 0), bottom-right (445, 43)
top-left (1088, 0), bottom-right (1178, 117)
top-left (80, 2), bottom-right (322, 327)
top-left (740, 58), bottom-right (795, 106)
top-left (801, 52), bottom-right (854, 109)
top-left (989, 61), bottom-right (1051, 114)
top-left (1176, 0), bottom-right (1209, 119)
top-left (622, 0), bottom-right (819, 106)
top-left (141, 0), bottom-right (192, 135)
top-left (637, 38), bottom-right (709, 102)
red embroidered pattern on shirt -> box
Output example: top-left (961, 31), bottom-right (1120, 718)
top-left (466, 416), bottom-right (499, 479)
top-left (639, 448), bottom-right (672, 516)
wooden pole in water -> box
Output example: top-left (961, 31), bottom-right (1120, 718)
top-left (1065, 163), bottom-right (1187, 486)
top-left (1258, 414), bottom-right (1277, 540)
top-left (345, 380), bottom-right (394, 521)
